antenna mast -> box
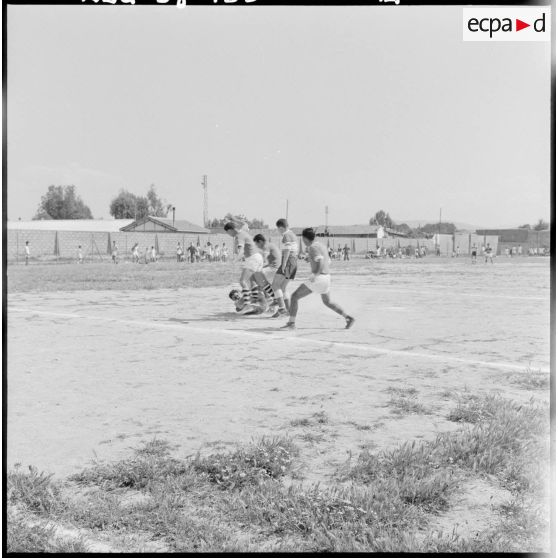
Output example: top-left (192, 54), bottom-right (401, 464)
top-left (202, 175), bottom-right (208, 227)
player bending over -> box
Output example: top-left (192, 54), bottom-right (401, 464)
top-left (252, 234), bottom-right (279, 309)
top-left (281, 228), bottom-right (355, 330)
top-left (224, 221), bottom-right (263, 314)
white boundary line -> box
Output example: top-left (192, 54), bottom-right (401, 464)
top-left (10, 308), bottom-right (550, 374)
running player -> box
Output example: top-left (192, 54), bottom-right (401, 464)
top-left (224, 221), bottom-right (263, 314)
top-left (270, 219), bottom-right (298, 318)
top-left (281, 228), bottom-right (355, 330)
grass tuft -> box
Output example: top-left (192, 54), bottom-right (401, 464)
top-left (192, 436), bottom-right (299, 490)
top-left (8, 465), bottom-right (64, 515)
top-left (69, 440), bottom-right (188, 490)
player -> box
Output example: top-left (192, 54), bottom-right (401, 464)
top-left (77, 245), bottom-right (83, 264)
top-left (224, 221), bottom-right (264, 314)
top-left (485, 243), bottom-right (494, 264)
top-left (111, 241), bottom-right (118, 264)
top-left (270, 219), bottom-right (298, 318)
top-left (471, 244), bottom-right (478, 264)
top-left (253, 234), bottom-right (279, 308)
top-left (281, 228), bottom-right (354, 330)
top-left (25, 241), bottom-right (30, 265)
top-left (176, 242), bottom-right (183, 262)
top-left (132, 243), bottom-right (140, 263)
top-left (229, 288), bottom-right (265, 315)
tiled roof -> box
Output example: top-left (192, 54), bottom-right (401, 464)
top-left (120, 216), bottom-right (210, 234)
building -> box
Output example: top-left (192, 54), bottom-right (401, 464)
top-left (476, 229), bottom-right (550, 255)
top-left (119, 216), bottom-right (209, 234)
top-left (291, 225), bottom-right (407, 238)
top-left (8, 219), bottom-right (134, 232)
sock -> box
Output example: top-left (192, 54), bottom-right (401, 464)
top-left (263, 283), bottom-right (275, 301)
top-left (242, 289), bottom-right (250, 305)
top-left (251, 286), bottom-right (260, 303)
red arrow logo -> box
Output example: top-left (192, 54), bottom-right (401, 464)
top-left (516, 19), bottom-right (530, 31)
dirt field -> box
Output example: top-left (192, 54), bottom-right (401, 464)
top-left (8, 257), bottom-right (550, 482)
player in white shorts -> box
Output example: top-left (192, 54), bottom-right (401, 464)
top-left (224, 221), bottom-right (263, 314)
top-left (253, 234), bottom-right (279, 310)
top-left (281, 228), bottom-right (355, 330)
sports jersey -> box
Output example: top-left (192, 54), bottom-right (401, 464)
top-left (266, 243), bottom-right (281, 269)
top-left (237, 230), bottom-right (256, 258)
top-left (281, 230), bottom-right (298, 255)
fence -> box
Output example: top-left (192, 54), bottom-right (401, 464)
top-left (7, 228), bottom-right (505, 263)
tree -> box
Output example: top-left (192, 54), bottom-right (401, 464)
top-left (33, 185), bottom-right (93, 220)
top-left (392, 223), bottom-right (412, 236)
top-left (533, 219), bottom-right (549, 231)
top-left (208, 214), bottom-right (267, 229)
top-left (109, 190), bottom-right (149, 220)
top-left (369, 210), bottom-right (393, 229)
top-left (418, 222), bottom-right (456, 236)
top-left (146, 184), bottom-right (172, 218)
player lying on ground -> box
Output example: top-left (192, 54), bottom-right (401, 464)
top-left (270, 219), bottom-right (298, 318)
top-left (281, 227), bottom-right (355, 330)
top-left (229, 288), bottom-right (265, 315)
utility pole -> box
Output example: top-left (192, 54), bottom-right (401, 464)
top-left (286, 199), bottom-right (289, 221)
top-left (172, 206), bottom-right (176, 228)
top-left (325, 205), bottom-right (329, 235)
top-left (201, 175), bottom-right (208, 227)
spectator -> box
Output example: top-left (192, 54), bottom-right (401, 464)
top-left (176, 242), bottom-right (184, 262)
top-left (343, 244), bottom-right (350, 261)
top-left (77, 245), bottom-right (83, 264)
top-left (111, 241), bottom-right (118, 264)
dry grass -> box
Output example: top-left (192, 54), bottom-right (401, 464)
top-left (8, 261), bottom-right (238, 293)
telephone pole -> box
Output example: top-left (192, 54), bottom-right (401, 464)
top-left (286, 199), bottom-right (289, 221)
top-left (201, 175), bottom-right (208, 227)
top-left (325, 205), bottom-right (329, 235)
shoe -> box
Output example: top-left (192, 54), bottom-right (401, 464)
top-left (345, 316), bottom-right (355, 329)
top-left (271, 308), bottom-right (288, 318)
top-left (280, 322), bottom-right (296, 330)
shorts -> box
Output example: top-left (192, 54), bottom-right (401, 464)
top-left (472, 251), bottom-right (477, 257)
top-left (276, 254), bottom-right (298, 280)
top-left (264, 267), bottom-right (278, 283)
top-left (304, 274), bottom-right (331, 295)
top-left (242, 253), bottom-right (264, 273)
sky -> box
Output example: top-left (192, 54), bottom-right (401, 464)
top-left (7, 4), bottom-right (552, 228)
